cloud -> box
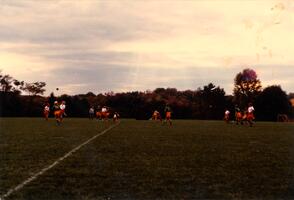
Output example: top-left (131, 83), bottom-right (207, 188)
top-left (0, 0), bottom-right (293, 95)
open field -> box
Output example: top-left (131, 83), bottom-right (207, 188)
top-left (1, 118), bottom-right (294, 199)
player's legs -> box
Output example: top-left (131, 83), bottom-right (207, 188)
top-left (44, 111), bottom-right (49, 121)
top-left (166, 112), bottom-right (172, 126)
top-left (247, 113), bottom-right (254, 127)
top-left (54, 111), bottom-right (60, 125)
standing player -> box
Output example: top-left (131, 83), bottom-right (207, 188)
top-left (224, 109), bottom-right (230, 123)
top-left (101, 106), bottom-right (107, 113)
top-left (247, 103), bottom-right (255, 127)
top-left (89, 106), bottom-right (95, 120)
top-left (101, 106), bottom-right (109, 120)
top-left (113, 112), bottom-right (120, 122)
top-left (43, 103), bottom-right (50, 121)
top-left (53, 101), bottom-right (62, 125)
top-left (101, 106), bottom-right (107, 120)
top-left (59, 101), bottom-right (66, 122)
top-left (164, 104), bottom-right (172, 126)
top-left (96, 105), bottom-right (102, 120)
top-left (152, 110), bottom-right (159, 120)
top-left (235, 105), bottom-right (243, 125)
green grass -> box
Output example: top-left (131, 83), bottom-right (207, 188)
top-left (1, 118), bottom-right (294, 199)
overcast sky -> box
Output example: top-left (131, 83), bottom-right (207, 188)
top-left (0, 0), bottom-right (293, 95)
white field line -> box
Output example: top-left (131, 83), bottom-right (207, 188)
top-left (1, 122), bottom-right (120, 199)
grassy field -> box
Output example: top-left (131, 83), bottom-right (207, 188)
top-left (1, 118), bottom-right (294, 199)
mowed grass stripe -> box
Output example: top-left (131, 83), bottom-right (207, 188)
top-left (0, 118), bottom-right (118, 198)
top-left (7, 120), bottom-right (294, 200)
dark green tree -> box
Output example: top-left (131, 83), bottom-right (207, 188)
top-left (0, 72), bottom-right (23, 116)
top-left (24, 82), bottom-right (46, 96)
top-left (255, 85), bottom-right (291, 121)
top-left (0, 73), bottom-right (13, 93)
top-left (233, 68), bottom-right (262, 109)
top-left (197, 83), bottom-right (227, 120)
top-left (0, 73), bottom-right (25, 93)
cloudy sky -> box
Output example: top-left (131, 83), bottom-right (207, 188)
top-left (0, 0), bottom-right (293, 95)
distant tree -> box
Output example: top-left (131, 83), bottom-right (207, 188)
top-left (165, 88), bottom-right (178, 97)
top-left (0, 91), bottom-right (23, 116)
top-left (69, 96), bottom-right (89, 117)
top-left (21, 82), bottom-right (46, 116)
top-left (0, 71), bottom-right (26, 94)
top-left (24, 82), bottom-right (46, 96)
top-left (0, 73), bottom-right (12, 92)
top-left (181, 90), bottom-right (195, 102)
top-left (153, 88), bottom-right (178, 101)
top-left (0, 72), bottom-right (24, 116)
top-left (154, 88), bottom-right (166, 95)
top-left (255, 85), bottom-right (291, 121)
top-left (0, 73), bottom-right (14, 93)
top-left (197, 83), bottom-right (227, 120)
top-left (12, 79), bottom-right (25, 94)
top-left (86, 92), bottom-right (96, 97)
top-left (233, 68), bottom-right (262, 108)
top-left (85, 92), bottom-right (96, 106)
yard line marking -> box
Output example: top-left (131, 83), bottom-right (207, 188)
top-left (1, 122), bottom-right (120, 199)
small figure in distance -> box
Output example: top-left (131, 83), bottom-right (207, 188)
top-left (59, 101), bottom-right (67, 122)
top-left (89, 106), bottom-right (95, 120)
top-left (224, 109), bottom-right (230, 123)
top-left (235, 105), bottom-right (243, 125)
top-left (246, 103), bottom-right (255, 127)
top-left (164, 104), bottom-right (172, 126)
top-left (53, 101), bottom-right (62, 125)
top-left (113, 112), bottom-right (120, 123)
top-left (152, 110), bottom-right (162, 122)
top-left (101, 106), bottom-right (109, 121)
top-left (44, 102), bottom-right (50, 121)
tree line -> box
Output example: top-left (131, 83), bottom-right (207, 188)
top-left (0, 69), bottom-right (293, 121)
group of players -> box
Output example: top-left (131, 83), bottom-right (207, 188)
top-left (44, 101), bottom-right (255, 127)
top-left (151, 104), bottom-right (173, 126)
top-left (44, 102), bottom-right (120, 124)
top-left (43, 101), bottom-right (67, 125)
top-left (88, 106), bottom-right (120, 122)
top-left (224, 103), bottom-right (255, 127)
